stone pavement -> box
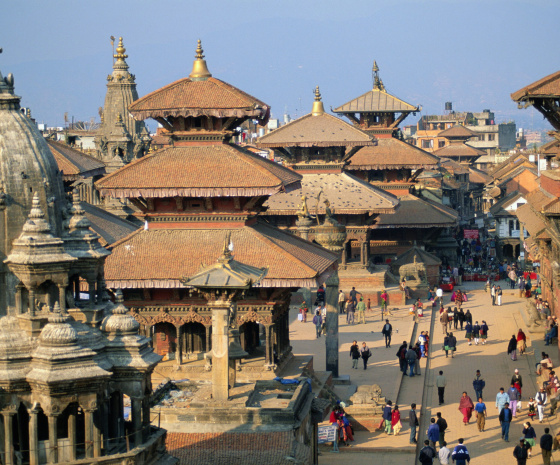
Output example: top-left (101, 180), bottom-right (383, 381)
top-left (290, 282), bottom-right (560, 464)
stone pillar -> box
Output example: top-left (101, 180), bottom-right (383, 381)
top-left (211, 304), bottom-right (230, 401)
top-left (29, 288), bottom-right (36, 316)
top-left (3, 411), bottom-right (14, 465)
top-left (67, 406), bottom-right (77, 461)
top-left (87, 280), bottom-right (96, 307)
top-left (84, 409), bottom-right (94, 458)
top-left (58, 285), bottom-right (66, 312)
top-left (264, 324), bottom-right (272, 367)
top-left (93, 411), bottom-right (101, 458)
top-left (28, 408), bottom-right (39, 465)
top-left (176, 325), bottom-right (183, 366)
top-left (131, 398), bottom-right (142, 446)
top-left (48, 414), bottom-right (58, 463)
top-left (101, 400), bottom-right (110, 453)
top-left (205, 325), bottom-right (211, 353)
top-left (142, 398), bottom-right (151, 442)
top-left (325, 271), bottom-right (339, 377)
top-left (15, 285), bottom-right (24, 315)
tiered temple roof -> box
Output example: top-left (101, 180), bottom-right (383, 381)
top-left (47, 139), bottom-right (106, 181)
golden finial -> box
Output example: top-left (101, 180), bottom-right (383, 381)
top-left (311, 86), bottom-right (325, 116)
top-left (116, 113), bottom-right (123, 123)
top-left (26, 108), bottom-right (31, 118)
top-left (189, 39), bottom-right (212, 81)
top-left (114, 37), bottom-right (128, 62)
top-left (372, 60), bottom-right (385, 91)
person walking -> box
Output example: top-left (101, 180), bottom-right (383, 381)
top-left (453, 307), bottom-right (459, 329)
top-left (540, 427), bottom-right (553, 465)
top-left (458, 308), bottom-right (465, 330)
top-left (472, 321), bottom-right (481, 345)
top-left (380, 289), bottom-right (388, 320)
top-left (499, 402), bottom-right (513, 441)
top-left (440, 308), bottom-right (449, 334)
top-left (496, 387), bottom-right (510, 413)
top-left (427, 418), bottom-right (439, 450)
top-left (360, 342), bottom-right (371, 370)
top-left (382, 400), bottom-right (393, 434)
top-left (451, 438), bottom-right (471, 464)
top-left (458, 392), bottom-right (474, 425)
top-left (436, 370), bottom-right (447, 405)
top-left (396, 341), bottom-right (408, 374)
top-left (522, 421), bottom-right (536, 458)
top-left (491, 284), bottom-right (496, 306)
top-left (349, 340), bottom-right (360, 369)
top-left (480, 320), bottom-right (489, 344)
top-left (419, 440), bottom-right (437, 465)
top-left (513, 439), bottom-right (529, 465)
top-left (405, 345), bottom-right (418, 377)
top-left (436, 287), bottom-right (443, 308)
top-left (356, 297), bottom-right (366, 324)
top-left (438, 441), bottom-right (451, 465)
top-left (313, 310), bottom-right (322, 338)
top-left (474, 397), bottom-right (486, 432)
top-left (511, 368), bottom-right (523, 392)
top-left (346, 299), bottom-right (355, 325)
top-left (536, 387), bottom-right (547, 422)
top-left (381, 319), bottom-right (392, 348)
top-left (436, 412), bottom-right (447, 447)
top-left (464, 321), bottom-right (473, 346)
top-left (517, 329), bottom-right (527, 355)
top-left (349, 286), bottom-right (361, 305)
top-left (391, 405), bottom-right (402, 435)
top-left (409, 403), bottom-right (419, 444)
top-left (338, 290), bottom-right (346, 314)
top-left (472, 370), bottom-right (485, 400)
top-left (464, 309), bottom-right (472, 325)
top-left (507, 383), bottom-right (520, 417)
top-left (497, 285), bottom-right (503, 306)
top-left (508, 334), bottom-right (518, 361)
top-left (447, 332), bottom-right (457, 358)
top-left (414, 343), bottom-right (422, 376)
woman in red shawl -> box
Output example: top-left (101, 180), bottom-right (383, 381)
top-left (458, 391), bottom-right (474, 424)
top-left (516, 329), bottom-right (527, 355)
top-left (455, 289), bottom-right (464, 309)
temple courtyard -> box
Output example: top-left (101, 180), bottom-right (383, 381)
top-left (289, 281), bottom-right (559, 465)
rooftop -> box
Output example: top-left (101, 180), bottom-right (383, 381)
top-left (511, 69), bottom-right (560, 101)
top-left (47, 140), bottom-right (106, 180)
top-left (373, 194), bottom-right (457, 228)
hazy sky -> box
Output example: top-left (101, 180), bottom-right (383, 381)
top-left (2, 0), bottom-right (559, 131)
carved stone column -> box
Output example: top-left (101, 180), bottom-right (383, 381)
top-left (210, 304), bottom-right (230, 401)
top-left (29, 288), bottom-right (37, 316)
top-left (264, 324), bottom-right (272, 368)
top-left (15, 284), bottom-right (24, 315)
top-left (47, 413), bottom-right (59, 463)
top-left (67, 405), bottom-right (77, 461)
top-left (142, 397), bottom-right (150, 442)
top-left (84, 409), bottom-right (94, 458)
top-left (87, 280), bottom-right (96, 307)
top-left (58, 285), bottom-right (66, 312)
top-left (176, 325), bottom-right (183, 366)
top-left (3, 410), bottom-right (14, 465)
top-left (131, 397), bottom-right (143, 446)
top-left (325, 271), bottom-right (339, 377)
top-left (28, 407), bottom-right (39, 465)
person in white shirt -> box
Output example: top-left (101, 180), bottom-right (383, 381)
top-left (338, 290), bottom-right (346, 314)
top-left (438, 441), bottom-right (451, 464)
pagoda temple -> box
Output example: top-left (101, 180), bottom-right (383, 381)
top-left (432, 125), bottom-right (486, 165)
top-left (96, 42), bottom-right (339, 375)
top-left (257, 87), bottom-right (400, 302)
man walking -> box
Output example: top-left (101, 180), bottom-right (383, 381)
top-left (396, 341), bottom-right (408, 374)
top-left (474, 397), bottom-right (486, 432)
top-left (356, 297), bottom-right (366, 324)
top-left (338, 290), bottom-right (346, 314)
top-left (346, 299), bottom-right (355, 325)
top-left (349, 286), bottom-right (361, 305)
top-left (541, 427), bottom-right (553, 465)
top-left (451, 438), bottom-right (470, 464)
top-left (427, 418), bottom-right (439, 449)
top-left (436, 371), bottom-right (447, 405)
top-left (536, 387), bottom-right (548, 422)
top-left (496, 387), bottom-right (510, 413)
top-left (499, 402), bottom-right (513, 441)
top-left (440, 309), bottom-right (449, 334)
top-left (436, 412), bottom-right (447, 447)
top-left (507, 383), bottom-right (520, 417)
top-left (491, 284), bottom-right (496, 306)
top-left (472, 370), bottom-right (485, 400)
top-left (439, 441), bottom-right (451, 465)
top-left (405, 346), bottom-right (417, 377)
top-left (381, 319), bottom-right (392, 348)
top-left (497, 285), bottom-right (503, 306)
top-left (419, 440), bottom-right (437, 465)
top-left (409, 403), bottom-right (418, 444)
top-left (513, 438), bottom-right (529, 465)
top-left (380, 289), bottom-right (388, 320)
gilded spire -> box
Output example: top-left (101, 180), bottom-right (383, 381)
top-left (189, 39), bottom-right (212, 81)
top-left (372, 60), bottom-right (385, 91)
top-left (311, 86), bottom-right (325, 116)
top-left (114, 37), bottom-right (128, 63)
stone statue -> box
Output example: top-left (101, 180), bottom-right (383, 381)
top-left (324, 198), bottom-right (335, 220)
top-left (297, 194), bottom-right (309, 219)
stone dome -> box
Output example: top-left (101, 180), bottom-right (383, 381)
top-left (39, 307), bottom-right (78, 346)
top-left (0, 55), bottom-right (66, 314)
top-left (101, 290), bottom-right (140, 335)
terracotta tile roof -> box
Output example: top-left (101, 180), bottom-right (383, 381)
top-left (47, 140), bottom-right (105, 180)
top-left (263, 172), bottom-right (398, 215)
top-left (166, 431), bottom-right (309, 465)
top-left (432, 143), bottom-right (485, 159)
top-left (373, 194), bottom-right (458, 228)
top-left (80, 202), bottom-right (139, 246)
top-left (489, 191), bottom-right (524, 217)
top-left (96, 145), bottom-right (302, 198)
top-left (516, 203), bottom-right (547, 237)
top-left (511, 69), bottom-right (560, 101)
top-left (469, 167), bottom-right (492, 184)
top-left (495, 166), bottom-right (538, 189)
top-left (526, 187), bottom-right (556, 211)
top-left (541, 139), bottom-right (560, 156)
top-left (104, 221), bottom-right (338, 289)
top-left (256, 112), bottom-right (374, 148)
top-left (129, 77), bottom-right (270, 123)
top-left (346, 137), bottom-right (439, 170)
top-left (437, 125), bottom-right (476, 138)
top-left (439, 158), bottom-right (470, 175)
top-left (334, 88), bottom-right (419, 113)
top-left (392, 246), bottom-right (442, 267)
top-left (543, 199), bottom-right (560, 215)
top-left (490, 153), bottom-right (534, 180)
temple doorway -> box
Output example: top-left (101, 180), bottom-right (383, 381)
top-left (153, 322), bottom-right (176, 358)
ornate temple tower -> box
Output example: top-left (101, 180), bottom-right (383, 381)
top-left (95, 37), bottom-right (150, 173)
top-left (0, 51), bottom-right (66, 315)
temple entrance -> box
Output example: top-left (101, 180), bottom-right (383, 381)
top-left (239, 321), bottom-right (260, 355)
top-left (153, 322), bottom-right (177, 358)
top-left (180, 322), bottom-right (207, 359)
top-left (503, 244), bottom-right (513, 259)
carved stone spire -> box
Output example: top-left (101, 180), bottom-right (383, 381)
top-left (372, 60), bottom-right (385, 91)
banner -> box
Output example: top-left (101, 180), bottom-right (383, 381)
top-left (464, 229), bottom-right (479, 240)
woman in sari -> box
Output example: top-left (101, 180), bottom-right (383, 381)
top-left (517, 329), bottom-right (527, 355)
top-left (458, 391), bottom-right (474, 424)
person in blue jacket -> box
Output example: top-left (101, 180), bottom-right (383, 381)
top-left (451, 438), bottom-right (471, 464)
